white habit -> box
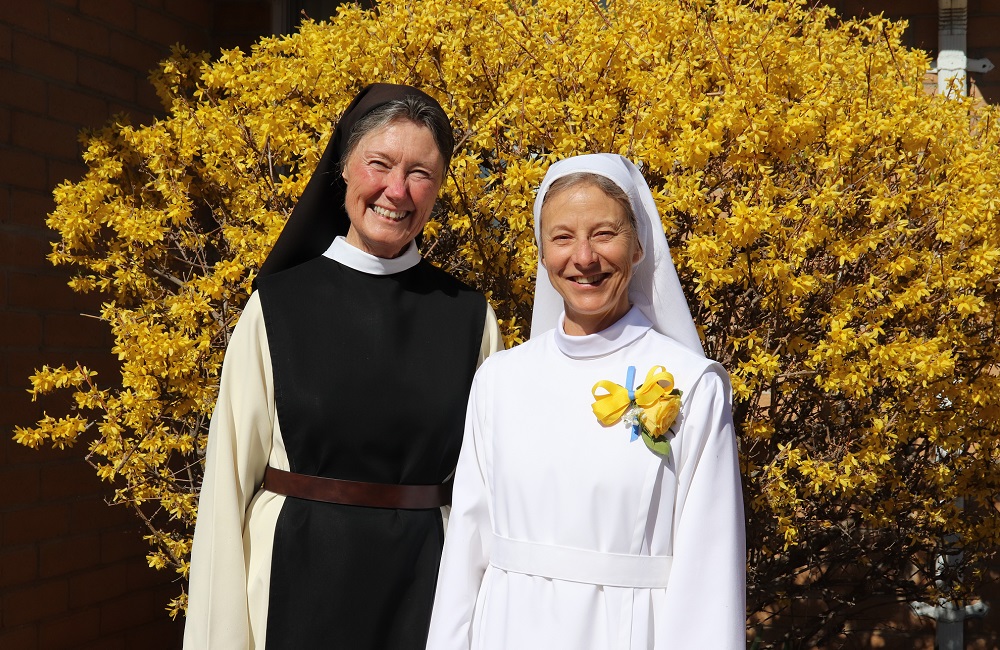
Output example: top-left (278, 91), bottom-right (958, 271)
top-left (427, 306), bottom-right (746, 649)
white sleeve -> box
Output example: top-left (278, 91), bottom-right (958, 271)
top-left (427, 363), bottom-right (494, 650)
top-left (183, 292), bottom-right (275, 649)
top-left (659, 366), bottom-right (746, 649)
top-left (479, 301), bottom-right (504, 366)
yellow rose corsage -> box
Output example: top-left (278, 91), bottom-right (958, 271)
top-left (591, 365), bottom-right (682, 455)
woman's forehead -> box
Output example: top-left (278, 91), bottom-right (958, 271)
top-left (540, 185), bottom-right (629, 226)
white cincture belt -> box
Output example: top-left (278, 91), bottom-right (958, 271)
top-left (489, 535), bottom-right (672, 589)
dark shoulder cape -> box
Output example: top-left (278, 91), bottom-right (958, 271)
top-left (255, 255), bottom-right (486, 649)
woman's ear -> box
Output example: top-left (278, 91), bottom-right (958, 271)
top-left (632, 237), bottom-right (643, 265)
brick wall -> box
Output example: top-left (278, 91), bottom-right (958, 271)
top-left (0, 2), bottom-right (269, 648)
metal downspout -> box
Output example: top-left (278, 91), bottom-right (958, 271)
top-left (935, 0), bottom-right (993, 97)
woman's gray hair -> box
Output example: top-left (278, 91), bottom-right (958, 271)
top-left (340, 95), bottom-right (455, 172)
top-left (541, 172), bottom-right (641, 249)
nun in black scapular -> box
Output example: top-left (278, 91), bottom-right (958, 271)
top-left (184, 84), bottom-right (503, 650)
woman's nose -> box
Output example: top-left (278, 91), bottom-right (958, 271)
top-left (572, 240), bottom-right (598, 266)
top-left (384, 168), bottom-right (408, 200)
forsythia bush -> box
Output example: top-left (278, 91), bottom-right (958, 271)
top-left (14, 0), bottom-right (1000, 644)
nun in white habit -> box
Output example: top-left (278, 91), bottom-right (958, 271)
top-left (426, 154), bottom-right (746, 649)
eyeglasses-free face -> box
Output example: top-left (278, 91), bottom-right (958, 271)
top-left (341, 118), bottom-right (445, 259)
top-left (540, 182), bottom-right (643, 336)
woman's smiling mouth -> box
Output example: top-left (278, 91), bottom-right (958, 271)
top-left (573, 273), bottom-right (610, 285)
top-left (372, 205), bottom-right (408, 221)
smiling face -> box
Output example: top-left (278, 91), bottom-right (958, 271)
top-left (341, 118), bottom-right (446, 258)
top-left (540, 181), bottom-right (643, 336)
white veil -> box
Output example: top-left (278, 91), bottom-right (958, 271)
top-left (528, 153), bottom-right (705, 357)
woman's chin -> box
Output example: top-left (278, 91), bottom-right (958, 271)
top-left (562, 300), bottom-right (631, 335)
top-left (346, 228), bottom-right (416, 259)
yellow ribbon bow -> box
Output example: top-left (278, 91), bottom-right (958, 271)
top-left (591, 365), bottom-right (676, 426)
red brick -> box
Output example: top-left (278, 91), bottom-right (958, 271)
top-left (0, 229), bottom-right (52, 270)
top-left (48, 85), bottom-right (109, 128)
top-left (39, 533), bottom-right (101, 578)
top-left (70, 495), bottom-right (134, 533)
top-left (7, 272), bottom-right (79, 311)
top-left (0, 23), bottom-right (13, 61)
top-left (0, 69), bottom-right (48, 113)
top-left (0, 544), bottom-right (39, 588)
top-left (77, 56), bottom-right (137, 105)
top-left (108, 31), bottom-right (166, 74)
top-left (73, 635), bottom-right (125, 650)
top-left (0, 388), bottom-right (46, 431)
top-left (3, 349), bottom-right (59, 390)
top-left (0, 148), bottom-right (48, 191)
top-left (43, 311), bottom-right (110, 350)
top-left (0, 624), bottom-right (38, 650)
top-left (80, 0), bottom-right (136, 30)
top-left (0, 309), bottom-right (43, 347)
top-left (2, 502), bottom-right (71, 544)
top-left (49, 7), bottom-right (110, 58)
top-left (49, 159), bottom-right (88, 189)
top-left (12, 33), bottom-right (78, 84)
top-left (69, 562), bottom-right (130, 607)
top-left (23, 272), bottom-right (108, 315)
top-left (218, 0), bottom-right (272, 29)
top-left (0, 3), bottom-right (49, 34)
top-left (2, 579), bottom-right (69, 626)
top-left (903, 16), bottom-right (938, 51)
top-left (136, 81), bottom-right (165, 116)
top-left (10, 187), bottom-right (56, 229)
top-left (166, 0), bottom-right (213, 25)
top-left (100, 527), bottom-right (147, 564)
top-left (38, 608), bottom-right (102, 650)
top-left (0, 106), bottom-right (10, 144)
top-left (77, 637), bottom-right (125, 650)
top-left (99, 586), bottom-right (168, 634)
top-left (40, 457), bottom-right (105, 501)
top-left (969, 16), bottom-right (1000, 49)
top-left (124, 616), bottom-right (185, 650)
top-left (136, 6), bottom-right (206, 49)
top-left (0, 464), bottom-right (41, 508)
top-left (108, 99), bottom-right (158, 126)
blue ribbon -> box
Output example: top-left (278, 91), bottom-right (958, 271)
top-left (626, 366), bottom-right (639, 441)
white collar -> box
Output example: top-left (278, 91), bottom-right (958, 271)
top-left (323, 237), bottom-right (421, 275)
top-left (553, 306), bottom-right (651, 360)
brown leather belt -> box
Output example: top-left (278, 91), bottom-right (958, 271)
top-left (261, 466), bottom-right (453, 509)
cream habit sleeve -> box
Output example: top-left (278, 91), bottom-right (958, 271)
top-left (480, 302), bottom-right (504, 364)
top-left (184, 293), bottom-right (275, 649)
